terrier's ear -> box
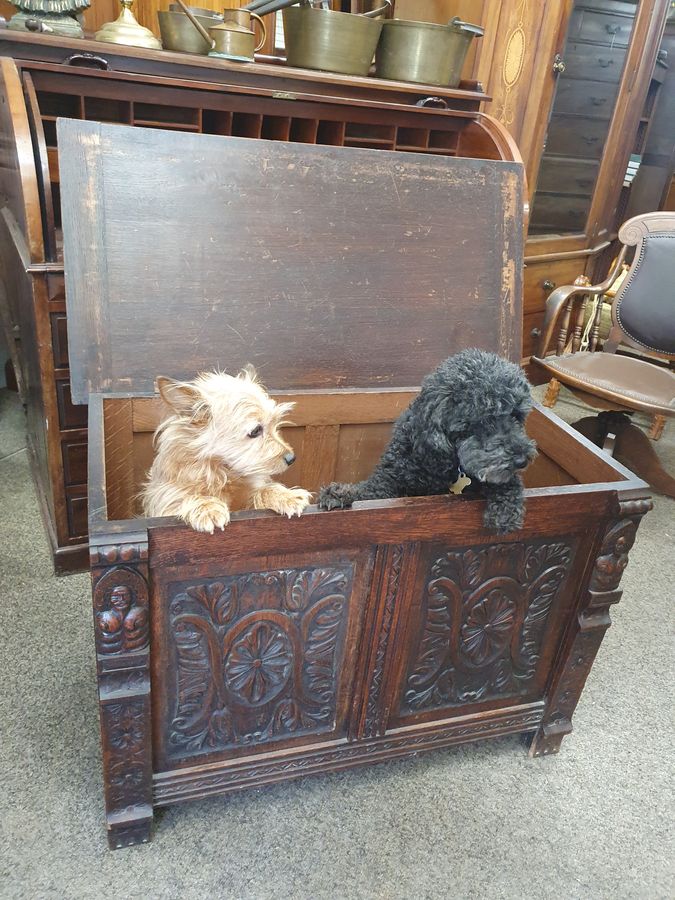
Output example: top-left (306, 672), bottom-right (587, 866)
top-left (156, 377), bottom-right (201, 415)
top-left (238, 364), bottom-right (258, 383)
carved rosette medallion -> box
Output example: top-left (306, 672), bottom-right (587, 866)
top-left (402, 539), bottom-right (573, 712)
top-left (167, 565), bottom-right (353, 757)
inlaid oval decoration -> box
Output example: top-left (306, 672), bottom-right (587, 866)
top-left (224, 621), bottom-right (292, 707)
top-left (503, 26), bottom-right (526, 88)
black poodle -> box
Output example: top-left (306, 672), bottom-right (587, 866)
top-left (318, 349), bottom-right (537, 533)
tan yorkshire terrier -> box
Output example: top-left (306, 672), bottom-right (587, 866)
top-left (141, 367), bottom-right (312, 532)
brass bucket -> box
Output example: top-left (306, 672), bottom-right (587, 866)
top-left (374, 17), bottom-right (484, 87)
top-left (158, 6), bottom-right (223, 55)
top-left (282, 1), bottom-right (391, 78)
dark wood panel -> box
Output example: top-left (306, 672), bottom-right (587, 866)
top-left (529, 192), bottom-right (592, 234)
top-left (544, 115), bottom-right (609, 160)
top-left (568, 6), bottom-right (636, 48)
top-left (551, 78), bottom-right (619, 120)
top-left (62, 438), bottom-right (87, 486)
top-left (59, 121), bottom-right (523, 402)
top-left (536, 157), bottom-right (599, 197)
top-left (56, 378), bottom-right (88, 430)
top-left (50, 312), bottom-right (69, 368)
top-left (66, 491), bottom-right (87, 538)
top-left (562, 42), bottom-right (628, 83)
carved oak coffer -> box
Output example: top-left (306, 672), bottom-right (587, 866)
top-left (58, 120), bottom-right (652, 849)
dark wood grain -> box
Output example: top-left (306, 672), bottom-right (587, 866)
top-left (59, 120), bottom-right (523, 402)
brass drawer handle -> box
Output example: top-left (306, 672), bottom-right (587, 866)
top-left (543, 280), bottom-right (556, 292)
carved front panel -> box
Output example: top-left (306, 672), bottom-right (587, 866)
top-left (398, 539), bottom-right (575, 717)
top-left (164, 565), bottom-right (354, 761)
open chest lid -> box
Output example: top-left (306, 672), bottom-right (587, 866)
top-left (58, 119), bottom-right (523, 404)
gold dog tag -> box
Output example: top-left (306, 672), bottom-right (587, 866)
top-left (450, 473), bottom-right (472, 495)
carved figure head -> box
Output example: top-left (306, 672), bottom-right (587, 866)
top-left (110, 585), bottom-right (133, 616)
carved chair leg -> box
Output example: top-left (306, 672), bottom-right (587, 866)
top-left (530, 498), bottom-right (652, 758)
top-left (648, 414), bottom-right (666, 442)
top-left (91, 536), bottom-right (154, 850)
top-left (542, 377), bottom-right (561, 408)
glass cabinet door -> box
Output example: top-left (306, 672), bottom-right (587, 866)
top-left (529, 0), bottom-right (640, 235)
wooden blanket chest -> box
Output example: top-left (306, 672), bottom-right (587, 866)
top-left (58, 120), bottom-right (651, 849)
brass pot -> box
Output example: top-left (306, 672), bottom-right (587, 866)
top-left (171, 0), bottom-right (266, 60)
top-left (374, 17), bottom-right (484, 88)
top-left (159, 8), bottom-right (224, 55)
top-left (282, 1), bottom-right (390, 78)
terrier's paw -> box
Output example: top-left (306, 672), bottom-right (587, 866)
top-left (318, 483), bottom-right (355, 511)
top-left (483, 501), bottom-right (524, 534)
top-left (276, 487), bottom-right (313, 518)
top-left (183, 498), bottom-right (231, 533)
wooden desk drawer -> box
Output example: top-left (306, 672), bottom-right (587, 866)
top-left (552, 79), bottom-right (619, 120)
top-left (568, 7), bottom-right (635, 48)
top-left (66, 491), bottom-right (87, 539)
top-left (56, 379), bottom-right (87, 430)
top-left (545, 115), bottom-right (607, 160)
top-left (62, 439), bottom-right (87, 487)
top-left (563, 43), bottom-right (627, 84)
top-left (51, 313), bottom-right (69, 369)
top-left (523, 258), bottom-right (586, 316)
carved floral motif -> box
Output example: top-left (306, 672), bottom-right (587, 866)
top-left (167, 566), bottom-right (352, 756)
top-left (225, 623), bottom-right (292, 706)
top-left (461, 591), bottom-right (516, 666)
top-left (403, 540), bottom-right (573, 712)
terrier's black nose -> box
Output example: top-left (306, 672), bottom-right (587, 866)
top-left (515, 455), bottom-right (528, 469)
top-left (284, 453), bottom-right (296, 467)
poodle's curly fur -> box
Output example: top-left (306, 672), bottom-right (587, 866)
top-left (318, 349), bottom-right (537, 533)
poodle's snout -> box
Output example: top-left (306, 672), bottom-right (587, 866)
top-left (514, 454), bottom-right (529, 469)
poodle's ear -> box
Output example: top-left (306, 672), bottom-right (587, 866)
top-left (157, 376), bottom-right (201, 415)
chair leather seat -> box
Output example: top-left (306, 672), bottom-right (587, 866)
top-left (532, 351), bottom-right (675, 416)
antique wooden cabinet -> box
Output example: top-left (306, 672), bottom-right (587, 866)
top-left (59, 120), bottom-right (651, 849)
top-left (465, 0), bottom-right (672, 362)
top-left (0, 34), bottom-right (515, 573)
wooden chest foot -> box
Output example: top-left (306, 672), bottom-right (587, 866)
top-left (107, 810), bottom-right (154, 850)
top-left (527, 717), bottom-right (572, 757)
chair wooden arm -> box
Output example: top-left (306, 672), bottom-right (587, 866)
top-left (536, 248), bottom-right (628, 357)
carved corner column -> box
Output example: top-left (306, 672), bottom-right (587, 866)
top-left (529, 498), bottom-right (652, 758)
top-left (355, 543), bottom-right (418, 740)
top-left (90, 532), bottom-right (153, 849)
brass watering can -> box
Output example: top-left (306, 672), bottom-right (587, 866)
top-left (173, 0), bottom-right (266, 61)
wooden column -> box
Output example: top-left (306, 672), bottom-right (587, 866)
top-left (90, 532), bottom-right (154, 849)
top-left (529, 497), bottom-right (653, 757)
